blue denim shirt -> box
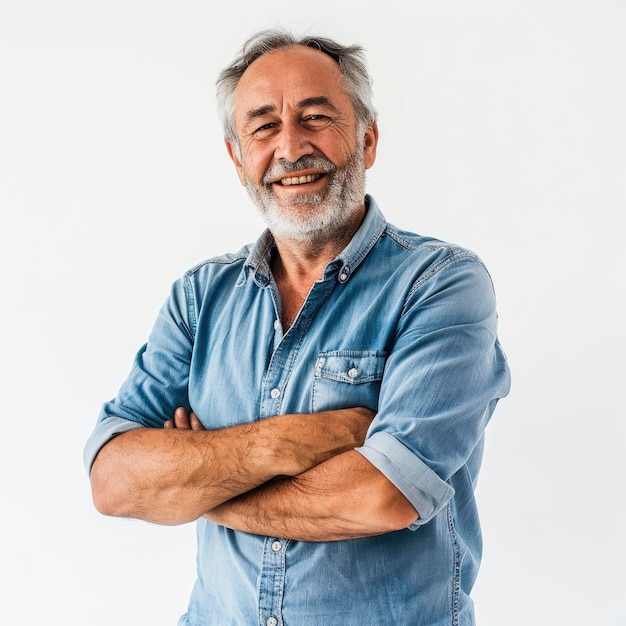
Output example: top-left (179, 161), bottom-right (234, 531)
top-left (84, 196), bottom-right (510, 625)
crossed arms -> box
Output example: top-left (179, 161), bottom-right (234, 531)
top-left (89, 246), bottom-right (509, 542)
top-left (90, 406), bottom-right (419, 541)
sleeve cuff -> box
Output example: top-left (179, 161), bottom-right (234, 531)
top-left (355, 431), bottom-right (455, 530)
top-left (83, 416), bottom-right (145, 474)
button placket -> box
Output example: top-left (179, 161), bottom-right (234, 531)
top-left (258, 536), bottom-right (287, 626)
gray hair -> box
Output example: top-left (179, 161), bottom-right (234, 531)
top-left (216, 28), bottom-right (378, 151)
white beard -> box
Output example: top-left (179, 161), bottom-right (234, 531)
top-left (243, 145), bottom-right (367, 245)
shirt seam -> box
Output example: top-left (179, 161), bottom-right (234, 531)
top-left (403, 252), bottom-right (488, 312)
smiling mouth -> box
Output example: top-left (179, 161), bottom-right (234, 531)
top-left (278, 173), bottom-right (323, 186)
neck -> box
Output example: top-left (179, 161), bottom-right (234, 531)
top-left (272, 238), bottom-right (340, 282)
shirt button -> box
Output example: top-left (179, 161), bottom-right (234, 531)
top-left (347, 367), bottom-right (359, 379)
top-left (270, 388), bottom-right (280, 399)
top-left (339, 272), bottom-right (348, 281)
top-left (273, 319), bottom-right (280, 330)
top-left (266, 618), bottom-right (278, 626)
top-left (271, 540), bottom-right (282, 552)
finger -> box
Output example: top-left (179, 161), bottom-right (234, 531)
top-left (173, 406), bottom-right (192, 430)
top-left (189, 411), bottom-right (206, 431)
top-left (163, 420), bottom-right (173, 429)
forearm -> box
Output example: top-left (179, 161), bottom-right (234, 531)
top-left (90, 423), bottom-right (280, 525)
top-left (204, 450), bottom-right (419, 541)
top-left (90, 409), bottom-right (373, 526)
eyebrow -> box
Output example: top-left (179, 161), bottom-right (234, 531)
top-left (244, 105), bottom-right (276, 123)
top-left (297, 96), bottom-right (339, 112)
top-left (243, 96), bottom-right (339, 125)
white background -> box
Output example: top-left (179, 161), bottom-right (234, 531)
top-left (1, 1), bottom-right (624, 624)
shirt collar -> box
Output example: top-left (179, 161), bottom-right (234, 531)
top-left (243, 229), bottom-right (275, 287)
top-left (332, 195), bottom-right (387, 284)
top-left (244, 194), bottom-right (387, 286)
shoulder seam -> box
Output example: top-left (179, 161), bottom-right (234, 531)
top-left (181, 253), bottom-right (248, 338)
top-left (185, 253), bottom-right (248, 278)
top-left (405, 249), bottom-right (486, 302)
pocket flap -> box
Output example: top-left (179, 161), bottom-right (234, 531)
top-left (314, 350), bottom-right (386, 384)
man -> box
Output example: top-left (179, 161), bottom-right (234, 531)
top-left (85, 27), bottom-right (511, 625)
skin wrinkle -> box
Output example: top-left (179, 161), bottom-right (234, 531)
top-left (242, 97), bottom-right (341, 132)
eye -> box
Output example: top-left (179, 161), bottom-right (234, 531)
top-left (253, 122), bottom-right (279, 138)
top-left (302, 114), bottom-right (332, 129)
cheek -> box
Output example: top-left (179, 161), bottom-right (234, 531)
top-left (322, 131), bottom-right (358, 164)
top-left (242, 148), bottom-right (272, 183)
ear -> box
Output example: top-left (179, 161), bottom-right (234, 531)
top-left (226, 140), bottom-right (246, 186)
top-left (363, 120), bottom-right (379, 170)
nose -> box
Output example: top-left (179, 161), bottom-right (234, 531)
top-left (274, 121), bottom-right (314, 163)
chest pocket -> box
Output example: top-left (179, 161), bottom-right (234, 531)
top-left (310, 350), bottom-right (386, 413)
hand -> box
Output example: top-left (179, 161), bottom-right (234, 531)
top-left (278, 407), bottom-right (375, 476)
top-left (164, 405), bottom-right (374, 478)
top-left (164, 407), bottom-right (205, 430)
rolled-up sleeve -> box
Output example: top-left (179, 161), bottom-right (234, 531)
top-left (355, 251), bottom-right (511, 527)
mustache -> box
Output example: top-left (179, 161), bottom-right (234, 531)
top-left (263, 155), bottom-right (336, 184)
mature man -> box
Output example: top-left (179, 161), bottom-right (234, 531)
top-left (85, 28), bottom-right (511, 625)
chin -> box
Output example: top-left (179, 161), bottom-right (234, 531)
top-left (265, 203), bottom-right (363, 245)
top-left (246, 163), bottom-right (367, 244)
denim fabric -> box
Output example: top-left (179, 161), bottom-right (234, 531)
top-left (85, 196), bottom-right (510, 625)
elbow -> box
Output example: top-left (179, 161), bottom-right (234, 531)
top-left (89, 443), bottom-right (200, 525)
top-left (89, 446), bottom-right (130, 518)
top-left (377, 492), bottom-right (419, 532)
top-left (91, 486), bottom-right (117, 518)
top-left (91, 475), bottom-right (121, 518)
top-left (90, 467), bottom-right (120, 518)
top-left (365, 481), bottom-right (419, 533)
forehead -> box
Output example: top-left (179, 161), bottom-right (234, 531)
top-left (233, 45), bottom-right (353, 119)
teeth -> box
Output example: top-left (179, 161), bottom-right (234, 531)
top-left (280, 174), bottom-right (321, 186)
